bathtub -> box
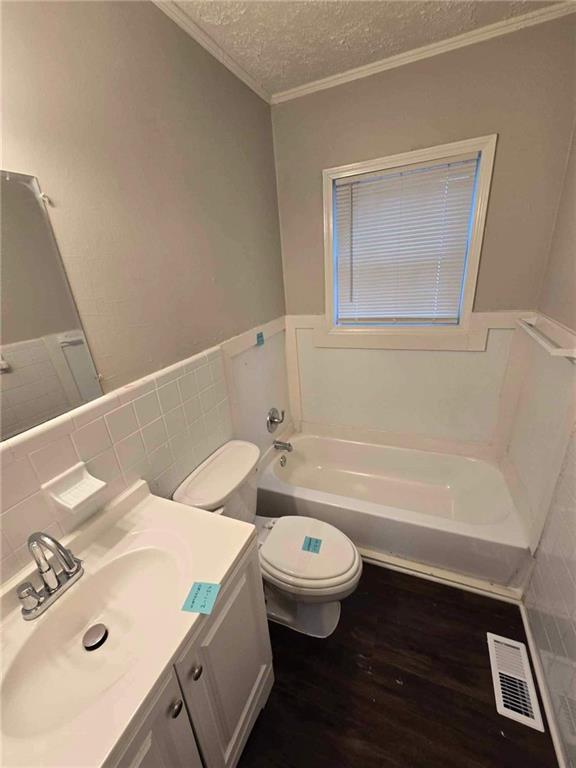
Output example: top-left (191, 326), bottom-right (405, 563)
top-left (258, 435), bottom-right (530, 588)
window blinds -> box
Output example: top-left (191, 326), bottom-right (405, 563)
top-left (333, 154), bottom-right (480, 326)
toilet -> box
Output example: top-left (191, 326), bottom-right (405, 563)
top-left (173, 440), bottom-right (362, 638)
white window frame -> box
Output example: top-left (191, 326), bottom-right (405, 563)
top-left (321, 135), bottom-right (497, 349)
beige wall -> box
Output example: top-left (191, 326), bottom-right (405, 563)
top-left (272, 18), bottom-right (576, 315)
top-left (1, 176), bottom-right (80, 344)
top-left (538, 127), bottom-right (576, 331)
top-left (2, 1), bottom-right (284, 391)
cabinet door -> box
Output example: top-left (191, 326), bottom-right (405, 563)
top-left (111, 672), bottom-right (203, 768)
top-left (176, 547), bottom-right (273, 768)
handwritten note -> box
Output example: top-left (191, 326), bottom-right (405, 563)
top-left (182, 582), bottom-right (221, 614)
top-left (302, 536), bottom-right (322, 554)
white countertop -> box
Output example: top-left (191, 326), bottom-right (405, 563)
top-left (0, 481), bottom-right (256, 768)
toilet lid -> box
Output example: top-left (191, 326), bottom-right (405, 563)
top-left (259, 516), bottom-right (356, 581)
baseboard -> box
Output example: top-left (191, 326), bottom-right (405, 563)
top-left (520, 604), bottom-right (567, 768)
top-left (359, 546), bottom-right (524, 603)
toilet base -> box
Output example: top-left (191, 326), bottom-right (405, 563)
top-left (263, 583), bottom-right (341, 638)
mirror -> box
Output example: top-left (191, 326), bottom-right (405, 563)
top-left (1, 171), bottom-right (102, 439)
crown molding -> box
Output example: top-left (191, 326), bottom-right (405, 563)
top-left (270, 2), bottom-right (576, 104)
top-left (151, 1), bottom-right (271, 102)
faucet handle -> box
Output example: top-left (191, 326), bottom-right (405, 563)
top-left (266, 407), bottom-right (285, 433)
top-left (17, 582), bottom-right (41, 611)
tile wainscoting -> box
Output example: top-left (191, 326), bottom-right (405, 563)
top-left (0, 316), bottom-right (290, 583)
top-left (0, 345), bottom-right (232, 580)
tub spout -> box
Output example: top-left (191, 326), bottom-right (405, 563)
top-left (273, 440), bottom-right (293, 452)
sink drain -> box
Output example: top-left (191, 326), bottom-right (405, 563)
top-left (83, 623), bottom-right (109, 651)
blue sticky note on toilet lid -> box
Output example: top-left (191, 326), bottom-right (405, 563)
top-left (302, 536), bottom-right (322, 554)
top-left (182, 582), bottom-right (221, 614)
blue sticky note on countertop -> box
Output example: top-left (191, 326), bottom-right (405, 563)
top-left (302, 536), bottom-right (322, 554)
top-left (182, 582), bottom-right (221, 614)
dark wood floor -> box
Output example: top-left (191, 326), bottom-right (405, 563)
top-left (239, 564), bottom-right (557, 768)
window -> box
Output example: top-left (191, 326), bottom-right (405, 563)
top-left (323, 136), bottom-right (496, 338)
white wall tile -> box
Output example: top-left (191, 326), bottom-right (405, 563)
top-left (178, 371), bottom-right (198, 401)
top-left (29, 435), bottom-right (79, 483)
top-left (105, 403), bottom-right (138, 442)
top-left (168, 430), bottom-right (191, 460)
top-left (164, 406), bottom-right (186, 438)
top-left (1, 456), bottom-right (39, 509)
top-left (141, 418), bottom-right (168, 454)
top-left (133, 391), bottom-right (161, 428)
top-left (146, 442), bottom-right (173, 479)
top-left (2, 492), bottom-right (55, 550)
top-left (183, 395), bottom-right (202, 425)
top-left (72, 418), bottom-right (111, 460)
top-left (210, 355), bottom-right (225, 383)
top-left (200, 385), bottom-right (220, 414)
top-left (195, 364), bottom-right (212, 392)
top-left (114, 431), bottom-right (147, 471)
top-left (157, 381), bottom-right (181, 413)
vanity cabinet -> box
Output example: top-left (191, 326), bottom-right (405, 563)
top-left (109, 541), bottom-right (273, 768)
top-left (175, 545), bottom-right (274, 768)
top-left (114, 672), bottom-right (203, 768)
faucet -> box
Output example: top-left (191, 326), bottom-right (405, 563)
top-left (273, 440), bottom-right (293, 452)
top-left (17, 532), bottom-right (83, 620)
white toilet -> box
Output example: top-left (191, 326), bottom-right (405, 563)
top-left (173, 440), bottom-right (362, 638)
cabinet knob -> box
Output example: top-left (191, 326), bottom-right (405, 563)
top-left (169, 699), bottom-right (183, 719)
top-left (190, 664), bottom-right (203, 681)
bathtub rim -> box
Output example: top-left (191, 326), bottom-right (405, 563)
top-left (259, 432), bottom-right (529, 549)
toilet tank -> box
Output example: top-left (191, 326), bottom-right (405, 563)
top-left (173, 440), bottom-right (260, 523)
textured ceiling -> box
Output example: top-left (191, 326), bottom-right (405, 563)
top-left (176, 1), bottom-right (555, 95)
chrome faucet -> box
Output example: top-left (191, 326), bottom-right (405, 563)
top-left (17, 532), bottom-right (83, 620)
top-left (273, 440), bottom-right (293, 452)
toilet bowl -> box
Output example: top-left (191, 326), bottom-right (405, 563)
top-left (173, 440), bottom-right (362, 638)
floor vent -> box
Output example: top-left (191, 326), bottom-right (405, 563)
top-left (487, 633), bottom-right (544, 732)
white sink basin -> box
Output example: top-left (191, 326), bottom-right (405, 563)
top-left (2, 547), bottom-right (179, 737)
top-left (0, 481), bottom-right (255, 768)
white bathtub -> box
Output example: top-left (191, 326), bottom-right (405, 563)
top-left (258, 435), bottom-right (530, 587)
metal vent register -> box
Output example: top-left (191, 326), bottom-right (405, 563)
top-left (487, 633), bottom-right (544, 731)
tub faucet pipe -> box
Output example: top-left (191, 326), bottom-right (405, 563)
top-left (273, 440), bottom-right (293, 452)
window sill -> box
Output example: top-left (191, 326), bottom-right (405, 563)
top-left (309, 311), bottom-right (531, 351)
top-left (314, 324), bottom-right (487, 351)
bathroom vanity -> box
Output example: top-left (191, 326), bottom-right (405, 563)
top-left (0, 482), bottom-right (273, 768)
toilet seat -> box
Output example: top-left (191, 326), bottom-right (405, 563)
top-left (259, 516), bottom-right (362, 594)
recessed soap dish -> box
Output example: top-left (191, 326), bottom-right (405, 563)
top-left (42, 462), bottom-right (108, 525)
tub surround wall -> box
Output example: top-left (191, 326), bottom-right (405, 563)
top-left (503, 335), bottom-right (576, 551)
top-left (288, 316), bottom-right (517, 449)
top-left (525, 428), bottom-right (576, 767)
top-left (2, 1), bottom-right (284, 392)
top-left (272, 17), bottom-right (575, 316)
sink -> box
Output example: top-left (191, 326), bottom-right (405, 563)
top-left (2, 547), bottom-right (179, 737)
top-left (0, 482), bottom-right (255, 768)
